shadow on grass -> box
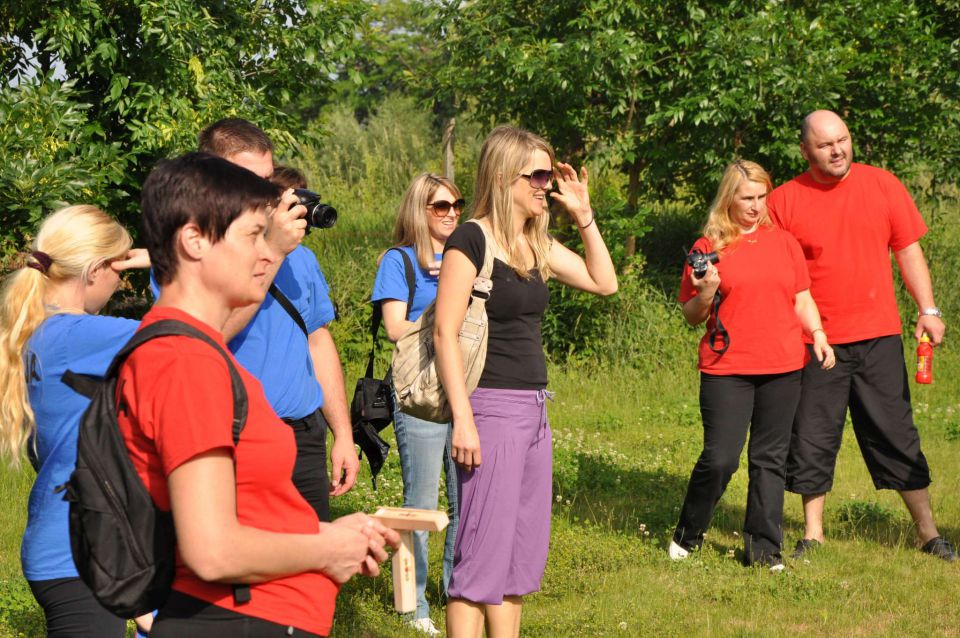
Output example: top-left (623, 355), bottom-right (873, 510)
top-left (553, 450), bottom-right (749, 542)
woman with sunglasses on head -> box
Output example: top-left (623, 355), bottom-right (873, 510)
top-left (0, 205), bottom-right (152, 637)
top-left (435, 126), bottom-right (617, 637)
top-left (669, 160), bottom-right (835, 571)
top-left (371, 173), bottom-right (464, 636)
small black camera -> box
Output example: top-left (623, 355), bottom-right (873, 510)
top-left (293, 188), bottom-right (337, 229)
top-left (686, 248), bottom-right (719, 279)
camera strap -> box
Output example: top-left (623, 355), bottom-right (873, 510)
top-left (707, 290), bottom-right (730, 355)
top-left (269, 284), bottom-right (309, 338)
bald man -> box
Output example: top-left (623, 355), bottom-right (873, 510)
top-left (767, 110), bottom-right (954, 561)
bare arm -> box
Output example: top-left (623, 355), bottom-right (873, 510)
top-left (894, 241), bottom-right (945, 345)
top-left (308, 327), bottom-right (359, 496)
top-left (167, 450), bottom-right (393, 584)
top-left (381, 300), bottom-right (415, 343)
top-left (794, 290), bottom-right (835, 369)
top-left (433, 249), bottom-right (481, 471)
top-left (547, 163), bottom-right (618, 295)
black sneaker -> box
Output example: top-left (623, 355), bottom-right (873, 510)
top-left (791, 538), bottom-right (821, 560)
top-left (921, 536), bottom-right (957, 562)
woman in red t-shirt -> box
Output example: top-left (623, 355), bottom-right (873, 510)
top-left (669, 160), bottom-right (835, 570)
top-left (122, 153), bottom-right (398, 638)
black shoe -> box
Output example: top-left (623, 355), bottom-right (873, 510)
top-left (921, 536), bottom-right (957, 562)
top-left (791, 538), bottom-right (821, 560)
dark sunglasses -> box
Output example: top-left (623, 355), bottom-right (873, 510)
top-left (518, 169), bottom-right (554, 190)
top-left (427, 198), bottom-right (466, 217)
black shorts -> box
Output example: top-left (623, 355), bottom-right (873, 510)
top-left (785, 335), bottom-right (931, 494)
top-left (285, 409), bottom-right (330, 522)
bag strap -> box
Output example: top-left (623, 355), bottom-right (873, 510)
top-left (103, 319), bottom-right (248, 445)
top-left (366, 248), bottom-right (416, 378)
top-left (466, 219), bottom-right (497, 295)
top-left (269, 283), bottom-right (309, 339)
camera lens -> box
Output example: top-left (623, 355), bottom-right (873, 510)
top-left (306, 203), bottom-right (337, 229)
top-left (293, 188), bottom-right (338, 229)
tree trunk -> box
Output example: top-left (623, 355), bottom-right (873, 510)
top-left (443, 117), bottom-right (456, 181)
top-left (624, 156), bottom-right (642, 258)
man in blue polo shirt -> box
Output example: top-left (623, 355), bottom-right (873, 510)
top-left (198, 118), bottom-right (359, 520)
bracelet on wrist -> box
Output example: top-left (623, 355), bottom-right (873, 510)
top-left (811, 328), bottom-right (826, 337)
top-left (577, 212), bottom-right (595, 229)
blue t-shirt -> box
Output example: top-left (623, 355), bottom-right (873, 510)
top-left (229, 245), bottom-right (336, 420)
top-left (22, 313), bottom-right (138, 581)
top-left (371, 246), bottom-right (441, 322)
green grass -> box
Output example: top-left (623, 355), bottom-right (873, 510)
top-left (3, 358), bottom-right (959, 637)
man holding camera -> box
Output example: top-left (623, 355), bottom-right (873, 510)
top-left (767, 109), bottom-right (953, 561)
top-left (198, 118), bottom-right (359, 521)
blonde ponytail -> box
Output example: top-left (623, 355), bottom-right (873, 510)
top-left (0, 205), bottom-right (131, 467)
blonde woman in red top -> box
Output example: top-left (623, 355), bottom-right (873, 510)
top-left (669, 160), bottom-right (834, 570)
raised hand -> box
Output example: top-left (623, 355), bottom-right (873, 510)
top-left (549, 162), bottom-right (592, 227)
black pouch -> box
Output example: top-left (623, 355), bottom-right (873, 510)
top-left (351, 360), bottom-right (394, 485)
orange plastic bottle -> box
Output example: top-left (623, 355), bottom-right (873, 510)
top-left (916, 335), bottom-right (933, 384)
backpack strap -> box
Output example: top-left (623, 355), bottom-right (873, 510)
top-left (366, 248), bottom-right (416, 379)
top-left (269, 283), bottom-right (309, 339)
top-left (61, 371), bottom-right (100, 399)
top-left (103, 319), bottom-right (248, 445)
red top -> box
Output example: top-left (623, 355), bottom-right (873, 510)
top-left (117, 306), bottom-right (338, 636)
top-left (679, 226), bottom-right (810, 375)
top-left (767, 163), bottom-right (927, 344)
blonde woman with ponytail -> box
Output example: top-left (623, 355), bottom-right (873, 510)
top-left (434, 125), bottom-right (617, 637)
top-left (0, 205), bottom-right (146, 637)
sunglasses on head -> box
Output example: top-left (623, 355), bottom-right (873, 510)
top-left (427, 198), bottom-right (466, 217)
top-left (518, 169), bottom-right (554, 190)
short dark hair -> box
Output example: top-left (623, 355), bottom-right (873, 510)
top-left (198, 118), bottom-right (274, 158)
top-left (141, 152), bottom-right (280, 286)
top-left (270, 165), bottom-right (308, 190)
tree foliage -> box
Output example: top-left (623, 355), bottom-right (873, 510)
top-left (0, 0), bottom-right (367, 250)
top-left (436, 0), bottom-right (960, 254)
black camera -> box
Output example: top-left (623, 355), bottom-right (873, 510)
top-left (293, 188), bottom-right (337, 229)
top-left (686, 248), bottom-right (719, 279)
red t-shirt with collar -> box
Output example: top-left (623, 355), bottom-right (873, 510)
top-left (679, 226), bottom-right (811, 375)
top-left (116, 306), bottom-right (338, 636)
top-left (767, 163), bottom-right (927, 344)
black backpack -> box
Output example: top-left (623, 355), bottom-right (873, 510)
top-left (60, 319), bottom-right (249, 617)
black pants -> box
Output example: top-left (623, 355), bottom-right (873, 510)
top-left (28, 577), bottom-right (126, 638)
top-left (152, 591), bottom-right (324, 637)
top-left (674, 371), bottom-right (801, 563)
top-left (786, 336), bottom-right (931, 494)
top-left (285, 409), bottom-right (330, 522)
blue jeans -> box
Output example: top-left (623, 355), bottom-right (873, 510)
top-left (393, 393), bottom-right (459, 620)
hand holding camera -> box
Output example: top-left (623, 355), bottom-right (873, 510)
top-left (265, 189), bottom-right (309, 259)
top-left (687, 248), bottom-right (721, 296)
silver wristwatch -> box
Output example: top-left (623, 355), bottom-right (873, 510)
top-left (920, 307), bottom-right (943, 318)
